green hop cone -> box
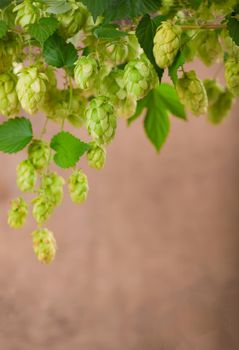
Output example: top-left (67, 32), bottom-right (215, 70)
top-left (126, 33), bottom-right (143, 61)
top-left (40, 172), bottom-right (65, 206)
top-left (153, 21), bottom-right (181, 68)
top-left (124, 55), bottom-right (158, 100)
top-left (8, 197), bottom-right (28, 229)
top-left (176, 70), bottom-right (208, 116)
top-left (85, 96), bottom-right (117, 145)
top-left (16, 66), bottom-right (48, 114)
top-left (0, 33), bottom-right (21, 73)
top-left (203, 79), bottom-right (223, 107)
top-left (68, 169), bottom-right (89, 204)
top-left (104, 40), bottom-right (129, 65)
top-left (116, 95), bottom-right (137, 119)
top-left (28, 140), bottom-right (51, 171)
top-left (225, 57), bottom-right (239, 96)
top-left (74, 56), bottom-right (98, 90)
top-left (195, 31), bottom-right (221, 66)
top-left (87, 142), bottom-right (106, 170)
top-left (101, 69), bottom-right (126, 103)
top-left (16, 159), bottom-right (37, 193)
top-left (0, 72), bottom-right (20, 117)
top-left (32, 228), bottom-right (56, 264)
top-left (32, 195), bottom-right (54, 225)
top-left (13, 0), bottom-right (40, 28)
top-left (58, 0), bottom-right (88, 39)
top-left (208, 90), bottom-right (233, 124)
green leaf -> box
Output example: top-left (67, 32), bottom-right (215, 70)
top-left (0, 117), bottom-right (33, 154)
top-left (43, 0), bottom-right (72, 14)
top-left (143, 89), bottom-right (170, 151)
top-left (93, 24), bottom-right (127, 40)
top-left (136, 14), bottom-right (164, 80)
top-left (168, 50), bottom-right (186, 85)
top-left (43, 33), bottom-right (78, 68)
top-left (0, 20), bottom-right (8, 39)
top-left (227, 17), bottom-right (239, 46)
top-left (50, 131), bottom-right (90, 168)
top-left (28, 17), bottom-right (58, 46)
top-left (0, 0), bottom-right (11, 9)
top-left (127, 96), bottom-right (148, 125)
top-left (81, 0), bottom-right (161, 21)
top-left (157, 83), bottom-right (186, 120)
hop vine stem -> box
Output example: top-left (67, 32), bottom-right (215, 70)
top-left (180, 24), bottom-right (226, 30)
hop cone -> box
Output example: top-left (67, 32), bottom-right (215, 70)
top-left (208, 90), bottom-right (233, 124)
top-left (13, 0), bottom-right (40, 27)
top-left (116, 95), bottom-right (137, 119)
top-left (176, 70), bottom-right (208, 116)
top-left (126, 33), bottom-right (143, 61)
top-left (105, 40), bottom-right (129, 65)
top-left (124, 55), bottom-right (158, 100)
top-left (32, 228), bottom-right (56, 264)
top-left (153, 21), bottom-right (181, 68)
top-left (32, 195), bottom-right (54, 225)
top-left (28, 140), bottom-right (51, 171)
top-left (58, 0), bottom-right (88, 38)
top-left (0, 72), bottom-right (20, 117)
top-left (68, 169), bottom-right (89, 204)
top-left (204, 79), bottom-right (223, 107)
top-left (225, 57), bottom-right (239, 96)
top-left (87, 142), bottom-right (106, 170)
top-left (74, 56), bottom-right (98, 90)
top-left (101, 69), bottom-right (127, 103)
top-left (195, 31), bottom-right (221, 66)
top-left (85, 96), bottom-right (117, 145)
top-left (40, 172), bottom-right (65, 206)
top-left (8, 197), bottom-right (28, 229)
top-left (16, 66), bottom-right (48, 114)
top-left (16, 159), bottom-right (37, 193)
top-left (0, 33), bottom-right (21, 73)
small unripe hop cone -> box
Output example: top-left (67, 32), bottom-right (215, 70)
top-left (8, 197), bottom-right (28, 229)
top-left (87, 142), bottom-right (106, 170)
top-left (68, 169), bottom-right (89, 204)
top-left (13, 0), bottom-right (41, 28)
top-left (16, 159), bottom-right (37, 193)
top-left (74, 56), bottom-right (98, 90)
top-left (176, 70), bottom-right (208, 116)
top-left (28, 140), bottom-right (51, 171)
top-left (225, 57), bottom-right (239, 96)
top-left (32, 228), bottom-right (56, 264)
top-left (0, 72), bottom-right (20, 117)
top-left (153, 21), bottom-right (181, 69)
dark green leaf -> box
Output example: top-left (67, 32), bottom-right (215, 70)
top-left (50, 131), bottom-right (90, 168)
top-left (81, 0), bottom-right (112, 21)
top-left (0, 20), bottom-right (8, 39)
top-left (168, 50), bottom-right (185, 85)
top-left (136, 14), bottom-right (164, 80)
top-left (0, 117), bottom-right (33, 154)
top-left (0, 0), bottom-right (11, 9)
top-left (28, 17), bottom-right (58, 45)
top-left (43, 0), bottom-right (72, 14)
top-left (157, 83), bottom-right (186, 120)
top-left (227, 17), bottom-right (239, 46)
top-left (43, 33), bottom-right (78, 68)
top-left (93, 24), bottom-right (127, 40)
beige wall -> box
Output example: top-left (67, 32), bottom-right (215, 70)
top-left (0, 67), bottom-right (239, 349)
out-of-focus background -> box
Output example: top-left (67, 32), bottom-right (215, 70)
top-left (0, 64), bottom-right (239, 350)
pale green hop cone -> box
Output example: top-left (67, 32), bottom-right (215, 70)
top-left (40, 172), bottom-right (65, 206)
top-left (16, 159), bottom-right (37, 193)
top-left (16, 66), bottom-right (48, 114)
top-left (0, 72), bottom-right (20, 117)
top-left (28, 140), bottom-right (51, 171)
top-left (85, 96), bottom-right (117, 145)
top-left (87, 142), bottom-right (106, 170)
top-left (195, 31), bottom-right (222, 66)
top-left (58, 0), bottom-right (88, 39)
top-left (203, 79), bottom-right (223, 107)
top-left (225, 57), bottom-right (239, 96)
top-left (124, 55), bottom-right (158, 100)
top-left (176, 70), bottom-right (208, 116)
top-left (8, 197), bottom-right (28, 229)
top-left (68, 169), bottom-right (89, 204)
top-left (74, 56), bottom-right (98, 90)
top-left (13, 0), bottom-right (40, 28)
top-left (32, 195), bottom-right (54, 225)
top-left (32, 228), bottom-right (56, 264)
top-left (153, 21), bottom-right (181, 68)
top-left (208, 89), bottom-right (233, 124)
top-left (0, 33), bottom-right (21, 73)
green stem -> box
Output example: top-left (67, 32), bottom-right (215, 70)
top-left (181, 24), bottom-right (226, 30)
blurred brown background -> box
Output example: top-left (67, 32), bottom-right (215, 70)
top-left (0, 65), bottom-right (239, 350)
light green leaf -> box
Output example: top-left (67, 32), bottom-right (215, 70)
top-left (50, 131), bottom-right (90, 168)
top-left (93, 24), bottom-right (127, 40)
top-left (43, 0), bottom-right (72, 14)
top-left (0, 117), bottom-right (33, 154)
top-left (28, 17), bottom-right (58, 46)
top-left (157, 83), bottom-right (187, 120)
top-left (0, 20), bottom-right (8, 39)
top-left (43, 33), bottom-right (78, 68)
top-left (0, 0), bottom-right (11, 9)
top-left (168, 50), bottom-right (185, 85)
